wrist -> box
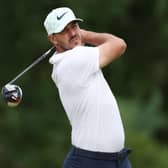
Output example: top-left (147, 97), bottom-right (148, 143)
top-left (80, 29), bottom-right (109, 46)
top-left (80, 29), bottom-right (87, 44)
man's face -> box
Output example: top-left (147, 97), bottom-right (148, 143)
top-left (50, 21), bottom-right (82, 51)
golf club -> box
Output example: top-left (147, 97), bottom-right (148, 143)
top-left (7, 46), bottom-right (56, 85)
top-left (1, 46), bottom-right (56, 107)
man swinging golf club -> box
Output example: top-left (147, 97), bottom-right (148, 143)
top-left (44, 7), bottom-right (132, 168)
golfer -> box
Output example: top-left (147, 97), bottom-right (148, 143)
top-left (44, 7), bottom-right (132, 168)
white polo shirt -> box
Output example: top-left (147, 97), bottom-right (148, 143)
top-left (49, 46), bottom-right (125, 152)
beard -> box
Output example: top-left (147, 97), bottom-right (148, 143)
top-left (56, 34), bottom-right (82, 52)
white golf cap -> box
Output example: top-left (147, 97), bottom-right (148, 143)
top-left (44, 7), bottom-right (83, 35)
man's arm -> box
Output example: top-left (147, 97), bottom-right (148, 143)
top-left (81, 29), bottom-right (127, 68)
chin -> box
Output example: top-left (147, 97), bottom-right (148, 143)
top-left (67, 40), bottom-right (82, 50)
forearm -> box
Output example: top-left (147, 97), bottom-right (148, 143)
top-left (81, 29), bottom-right (123, 46)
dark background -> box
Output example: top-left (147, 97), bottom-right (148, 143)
top-left (0, 0), bottom-right (168, 167)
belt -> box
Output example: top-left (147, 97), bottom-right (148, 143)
top-left (73, 146), bottom-right (132, 161)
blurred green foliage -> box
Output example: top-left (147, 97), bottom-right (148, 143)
top-left (0, 0), bottom-right (168, 167)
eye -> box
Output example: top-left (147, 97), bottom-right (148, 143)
top-left (61, 27), bottom-right (68, 34)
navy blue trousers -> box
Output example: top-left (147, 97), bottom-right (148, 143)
top-left (63, 147), bottom-right (132, 168)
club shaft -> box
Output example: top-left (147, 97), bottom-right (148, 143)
top-left (7, 46), bottom-right (55, 85)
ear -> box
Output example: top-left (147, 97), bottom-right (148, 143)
top-left (48, 35), bottom-right (58, 45)
top-left (48, 35), bottom-right (64, 53)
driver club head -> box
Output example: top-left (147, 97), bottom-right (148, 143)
top-left (1, 84), bottom-right (22, 107)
